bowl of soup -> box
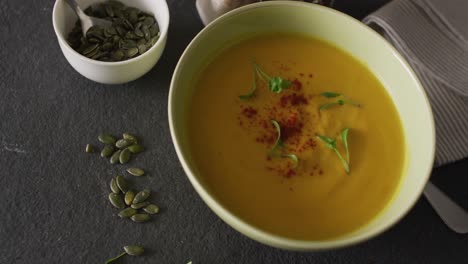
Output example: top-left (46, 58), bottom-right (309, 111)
top-left (169, 1), bottom-right (435, 250)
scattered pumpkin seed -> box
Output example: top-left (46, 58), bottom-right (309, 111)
top-left (119, 148), bottom-right (131, 164)
top-left (130, 201), bottom-right (149, 209)
top-left (98, 133), bottom-right (116, 144)
top-left (133, 189), bottom-right (150, 204)
top-left (127, 167), bottom-right (145, 176)
top-left (118, 207), bottom-right (137, 218)
top-left (127, 144), bottom-right (144, 153)
top-left (143, 204), bottom-right (159, 214)
top-left (123, 245), bottom-right (145, 256)
top-left (123, 133), bottom-right (138, 142)
top-left (130, 213), bottom-right (150, 223)
top-left (109, 193), bottom-right (125, 209)
top-left (110, 150), bottom-right (121, 164)
top-left (124, 190), bottom-right (135, 205)
top-left (116, 139), bottom-right (132, 149)
top-left (110, 178), bottom-right (120, 194)
top-left (101, 145), bottom-right (115, 158)
top-left (85, 144), bottom-right (94, 153)
top-left (116, 175), bottom-right (129, 193)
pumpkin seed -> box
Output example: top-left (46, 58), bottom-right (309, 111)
top-left (143, 204), bottom-right (159, 214)
top-left (136, 38), bottom-right (146, 46)
top-left (101, 145), bottom-right (115, 158)
top-left (124, 190), bottom-right (135, 205)
top-left (91, 51), bottom-right (108, 60)
top-left (118, 207), bottom-right (137, 218)
top-left (116, 175), bottom-right (129, 193)
top-left (114, 7), bottom-right (124, 18)
top-left (142, 26), bottom-right (150, 41)
top-left (84, 47), bottom-right (99, 58)
top-left (126, 48), bottom-right (139, 58)
top-left (128, 144), bottom-right (144, 153)
top-left (125, 31), bottom-right (138, 40)
top-left (88, 37), bottom-right (101, 44)
top-left (110, 178), bottom-right (120, 194)
top-left (123, 133), bottom-right (138, 142)
top-left (109, 193), bottom-right (125, 209)
top-left (150, 34), bottom-right (159, 46)
top-left (116, 139), bottom-right (132, 149)
top-left (127, 168), bottom-right (145, 176)
top-left (98, 133), bottom-right (116, 144)
top-left (133, 189), bottom-right (150, 204)
top-left (85, 144), bottom-right (93, 153)
top-left (83, 43), bottom-right (99, 55)
top-left (128, 9), bottom-right (139, 24)
top-left (105, 4), bottom-right (114, 17)
top-left (124, 245), bottom-right (145, 256)
top-left (110, 49), bottom-right (124, 61)
top-left (138, 44), bottom-right (147, 54)
top-left (142, 17), bottom-right (155, 26)
top-left (123, 19), bottom-right (134, 30)
top-left (101, 41), bottom-right (114, 51)
top-left (130, 214), bottom-right (150, 223)
top-left (110, 150), bottom-right (121, 164)
top-left (115, 25), bottom-right (127, 37)
top-left (149, 24), bottom-right (159, 37)
top-left (130, 201), bottom-right (149, 209)
top-left (119, 148), bottom-right (131, 164)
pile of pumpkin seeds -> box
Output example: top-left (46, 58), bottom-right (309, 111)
top-left (92, 133), bottom-right (144, 164)
top-left (109, 175), bottom-right (160, 223)
top-left (67, 0), bottom-right (160, 61)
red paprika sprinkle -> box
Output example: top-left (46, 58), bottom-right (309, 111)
top-left (291, 79), bottom-right (302, 90)
top-left (242, 106), bottom-right (257, 118)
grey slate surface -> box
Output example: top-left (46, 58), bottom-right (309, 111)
top-left (0, 0), bottom-right (467, 263)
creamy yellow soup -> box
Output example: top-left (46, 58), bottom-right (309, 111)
top-left (188, 34), bottom-right (406, 240)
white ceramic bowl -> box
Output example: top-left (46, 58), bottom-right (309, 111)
top-left (169, 1), bottom-right (435, 250)
top-left (52, 0), bottom-right (169, 84)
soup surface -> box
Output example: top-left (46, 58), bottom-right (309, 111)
top-left (188, 34), bottom-right (406, 240)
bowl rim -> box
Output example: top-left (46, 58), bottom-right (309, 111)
top-left (168, 1), bottom-right (436, 250)
top-left (52, 0), bottom-right (170, 66)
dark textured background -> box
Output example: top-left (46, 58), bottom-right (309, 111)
top-left (0, 0), bottom-right (467, 263)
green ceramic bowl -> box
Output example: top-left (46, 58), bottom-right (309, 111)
top-left (169, 1), bottom-right (435, 250)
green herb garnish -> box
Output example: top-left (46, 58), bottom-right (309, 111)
top-left (269, 120), bottom-right (299, 167)
top-left (320, 92), bottom-right (341, 98)
top-left (281, 153), bottom-right (299, 165)
top-left (239, 65), bottom-right (258, 100)
top-left (256, 64), bottom-right (292, 93)
top-left (270, 119), bottom-right (284, 154)
top-left (239, 63), bottom-right (292, 99)
top-left (316, 128), bottom-right (351, 173)
top-left (319, 92), bottom-right (360, 110)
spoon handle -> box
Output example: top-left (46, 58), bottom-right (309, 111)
top-left (424, 181), bottom-right (468, 234)
top-left (64, 0), bottom-right (85, 16)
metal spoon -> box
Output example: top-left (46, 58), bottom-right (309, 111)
top-left (424, 181), bottom-right (468, 234)
top-left (64, 0), bottom-right (112, 36)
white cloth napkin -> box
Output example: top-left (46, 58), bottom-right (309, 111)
top-left (364, 0), bottom-right (468, 166)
